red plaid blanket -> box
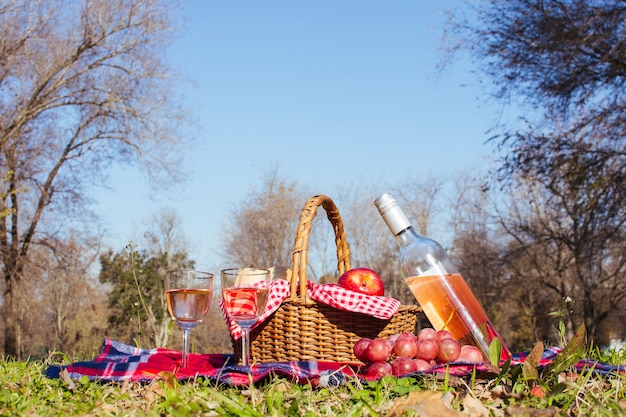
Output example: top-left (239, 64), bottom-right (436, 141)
top-left (220, 279), bottom-right (401, 340)
top-left (44, 339), bottom-right (624, 386)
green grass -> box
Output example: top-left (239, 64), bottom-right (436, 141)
top-left (1, 347), bottom-right (626, 417)
top-left (2, 325), bottom-right (625, 416)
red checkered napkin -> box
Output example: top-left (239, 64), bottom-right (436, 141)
top-left (222, 287), bottom-right (264, 317)
top-left (306, 281), bottom-right (401, 320)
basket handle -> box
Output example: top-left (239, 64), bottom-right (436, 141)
top-left (289, 194), bottom-right (351, 301)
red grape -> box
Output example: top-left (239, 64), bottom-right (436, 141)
top-left (436, 329), bottom-right (454, 341)
top-left (365, 338), bottom-right (392, 362)
top-left (353, 338), bottom-right (371, 362)
top-left (365, 361), bottom-right (392, 378)
top-left (384, 337), bottom-right (396, 351)
top-left (393, 337), bottom-right (418, 358)
top-left (354, 332), bottom-right (486, 379)
top-left (413, 358), bottom-right (433, 372)
top-left (386, 333), bottom-right (400, 345)
top-left (415, 338), bottom-right (439, 361)
top-left (458, 344), bottom-right (484, 363)
top-left (391, 356), bottom-right (418, 376)
top-left (396, 332), bottom-right (417, 342)
top-left (437, 338), bottom-right (461, 363)
top-left (417, 327), bottom-right (437, 341)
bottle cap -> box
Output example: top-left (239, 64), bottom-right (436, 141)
top-left (374, 193), bottom-right (411, 235)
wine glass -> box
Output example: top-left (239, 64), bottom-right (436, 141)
top-left (221, 268), bottom-right (271, 366)
top-left (165, 269), bottom-right (214, 368)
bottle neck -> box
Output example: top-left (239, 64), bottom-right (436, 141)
top-left (394, 224), bottom-right (420, 247)
top-left (375, 192), bottom-right (459, 275)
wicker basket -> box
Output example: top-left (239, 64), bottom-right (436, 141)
top-left (233, 194), bottom-right (421, 363)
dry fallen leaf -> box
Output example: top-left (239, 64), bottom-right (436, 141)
top-left (387, 390), bottom-right (465, 417)
top-left (461, 394), bottom-right (490, 417)
top-left (491, 384), bottom-right (523, 401)
top-left (157, 371), bottom-right (178, 391)
top-left (60, 368), bottom-right (76, 391)
top-left (146, 379), bottom-right (165, 399)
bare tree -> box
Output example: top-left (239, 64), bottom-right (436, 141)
top-left (444, 0), bottom-right (626, 121)
top-left (143, 208), bottom-right (189, 270)
top-left (44, 237), bottom-right (101, 354)
top-left (496, 172), bottom-right (626, 344)
top-left (222, 168), bottom-right (308, 269)
top-left (10, 230), bottom-right (105, 358)
top-left (391, 173), bottom-right (445, 239)
top-left (0, 0), bottom-right (188, 357)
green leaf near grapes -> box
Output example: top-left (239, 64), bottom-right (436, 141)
top-left (489, 338), bottom-right (502, 367)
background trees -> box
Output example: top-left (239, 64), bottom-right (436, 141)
top-left (444, 0), bottom-right (626, 345)
top-left (2, 0), bottom-right (625, 358)
top-left (99, 210), bottom-right (193, 348)
top-left (0, 0), bottom-right (188, 357)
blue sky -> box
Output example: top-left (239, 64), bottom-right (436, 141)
top-left (94, 0), bottom-right (504, 272)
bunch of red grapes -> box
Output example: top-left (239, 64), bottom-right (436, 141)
top-left (354, 328), bottom-right (484, 378)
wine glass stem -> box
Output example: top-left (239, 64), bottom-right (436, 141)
top-left (182, 328), bottom-right (191, 368)
top-left (241, 326), bottom-right (251, 366)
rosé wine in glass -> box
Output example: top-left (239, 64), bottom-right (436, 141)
top-left (221, 268), bottom-right (271, 366)
top-left (165, 270), bottom-right (214, 368)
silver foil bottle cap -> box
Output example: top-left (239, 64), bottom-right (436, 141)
top-left (374, 193), bottom-right (411, 235)
top-left (374, 193), bottom-right (396, 213)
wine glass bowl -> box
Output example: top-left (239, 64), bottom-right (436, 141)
top-left (221, 268), bottom-right (271, 366)
top-left (165, 269), bottom-right (214, 368)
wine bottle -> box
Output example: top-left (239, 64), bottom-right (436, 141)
top-left (374, 192), bottom-right (511, 361)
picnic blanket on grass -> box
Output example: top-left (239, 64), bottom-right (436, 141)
top-left (45, 338), bottom-right (625, 387)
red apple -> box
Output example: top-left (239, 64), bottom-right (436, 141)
top-left (458, 345), bottom-right (484, 363)
top-left (365, 338), bottom-right (392, 362)
top-left (437, 338), bottom-right (461, 363)
top-left (337, 267), bottom-right (384, 296)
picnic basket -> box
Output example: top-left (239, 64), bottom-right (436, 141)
top-left (235, 194), bottom-right (421, 363)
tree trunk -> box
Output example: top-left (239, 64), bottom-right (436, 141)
top-left (4, 273), bottom-right (20, 359)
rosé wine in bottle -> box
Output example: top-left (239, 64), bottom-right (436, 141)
top-left (374, 193), bottom-right (511, 362)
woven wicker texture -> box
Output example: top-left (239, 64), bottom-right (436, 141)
top-left (235, 194), bottom-right (421, 363)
